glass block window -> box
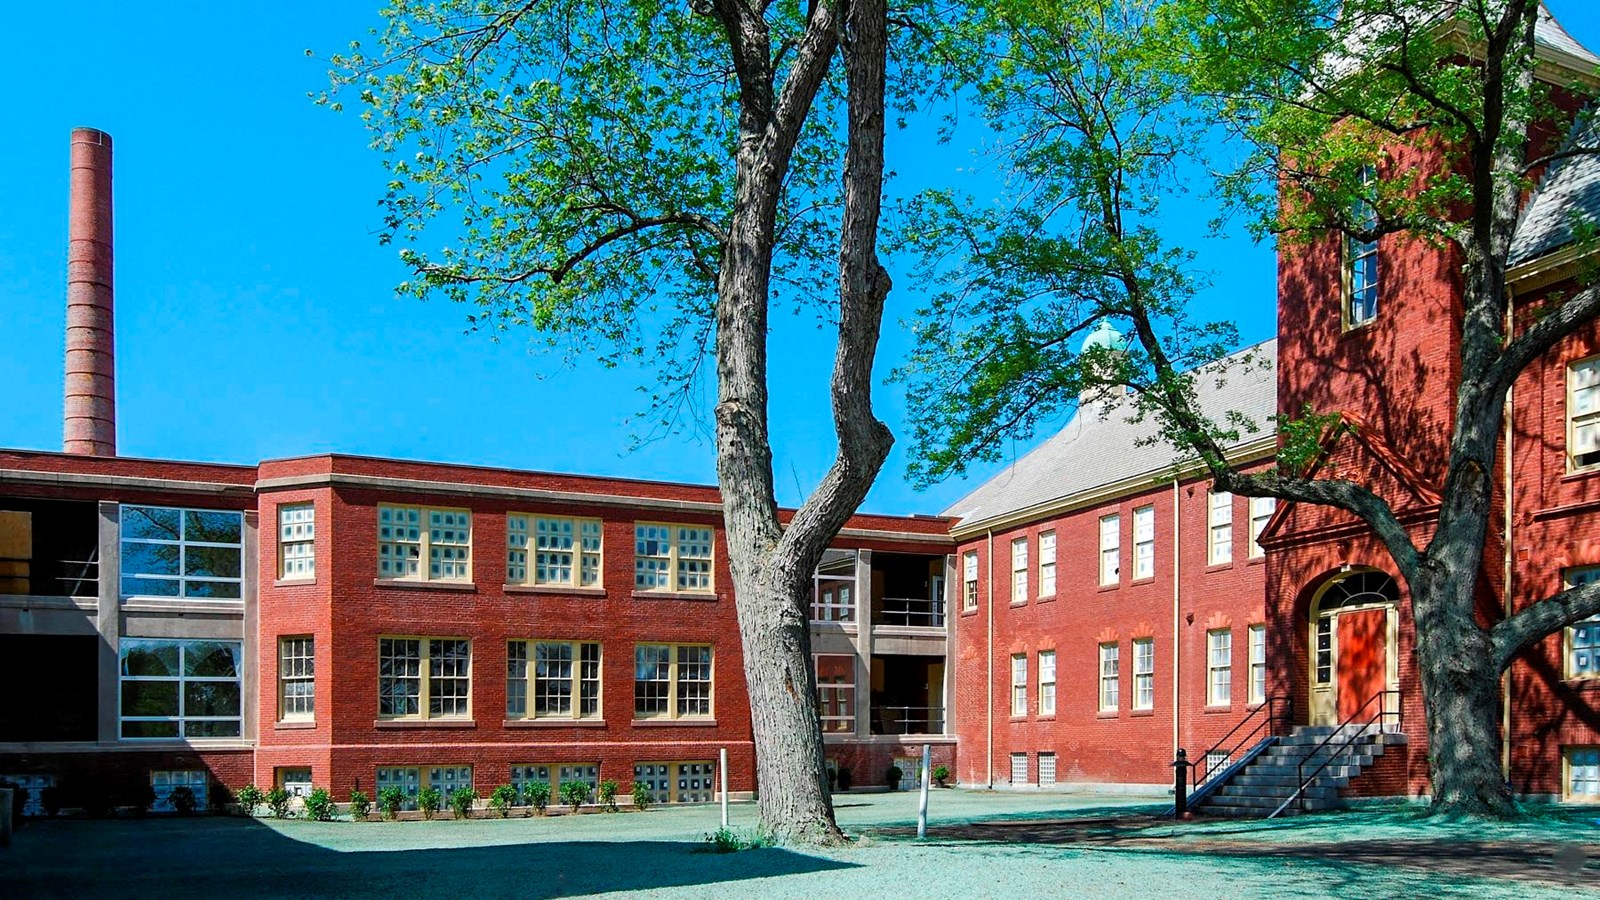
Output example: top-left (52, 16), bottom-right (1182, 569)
top-left (963, 551), bottom-right (979, 611)
top-left (633, 523), bottom-right (715, 593)
top-left (1249, 624), bottom-right (1267, 703)
top-left (1099, 643), bottom-right (1120, 711)
top-left (151, 770), bottom-right (208, 812)
top-left (816, 654), bottom-right (856, 733)
top-left (1038, 753), bottom-right (1057, 788)
top-left (279, 767), bottom-right (313, 798)
top-left (1, 774), bottom-right (54, 817)
top-left (120, 639), bottom-right (243, 738)
top-left (1208, 629), bottom-right (1233, 705)
top-left (278, 636), bottom-right (314, 721)
top-left (633, 761), bottom-right (715, 804)
top-left (510, 763), bottom-right (598, 800)
top-left (1346, 164), bottom-right (1380, 328)
top-left (278, 503), bottom-right (315, 579)
top-left (1569, 748), bottom-right (1600, 800)
top-left (430, 766), bottom-right (473, 799)
top-left (1010, 753), bottom-right (1028, 786)
top-left (1099, 514), bottom-right (1120, 585)
top-left (1133, 505), bottom-right (1155, 579)
top-left (377, 506), bottom-right (471, 581)
top-left (1133, 638), bottom-right (1154, 710)
top-left (1566, 567), bottom-right (1600, 679)
top-left (1038, 650), bottom-right (1056, 716)
top-left (120, 506), bottom-right (243, 600)
top-left (375, 767), bottom-right (421, 810)
top-left (1011, 654), bottom-right (1027, 716)
top-left (1209, 490), bottom-right (1233, 565)
top-left (1249, 497), bottom-right (1275, 558)
top-left (1038, 531), bottom-right (1056, 597)
top-left (1010, 537), bottom-right (1028, 603)
top-left (508, 640), bottom-right (602, 720)
top-left (507, 516), bottom-right (603, 588)
top-left (506, 516), bottom-right (529, 583)
top-left (634, 644), bottom-right (713, 719)
top-left (378, 638), bottom-right (471, 720)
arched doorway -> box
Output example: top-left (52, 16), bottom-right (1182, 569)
top-left (1308, 570), bottom-right (1399, 726)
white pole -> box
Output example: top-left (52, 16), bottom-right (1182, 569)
top-left (917, 743), bottom-right (931, 840)
top-left (720, 747), bottom-right (729, 829)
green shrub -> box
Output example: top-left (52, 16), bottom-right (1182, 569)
top-left (932, 765), bottom-right (950, 788)
top-left (885, 765), bottom-right (904, 788)
top-left (418, 786), bottom-right (443, 820)
top-left (130, 782), bottom-right (157, 816)
top-left (304, 788), bottom-right (337, 821)
top-left (597, 779), bottom-right (619, 813)
top-left (522, 781), bottom-right (551, 814)
top-left (558, 780), bottom-right (591, 813)
top-left (266, 787), bottom-right (292, 820)
top-left (39, 785), bottom-right (62, 817)
top-left (377, 786), bottom-right (405, 820)
top-left (701, 827), bottom-right (772, 853)
top-left (630, 781), bottom-right (652, 812)
top-left (235, 784), bottom-right (265, 816)
top-left (449, 786), bottom-right (477, 820)
top-left (169, 785), bottom-right (198, 816)
top-left (208, 783), bottom-right (233, 815)
top-left (488, 784), bottom-right (518, 818)
top-left (349, 789), bottom-right (372, 820)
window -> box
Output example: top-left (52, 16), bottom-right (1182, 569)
top-left (634, 523), bottom-right (714, 592)
top-left (634, 643), bottom-right (714, 719)
top-left (1010, 752), bottom-right (1029, 785)
top-left (0, 774), bottom-right (54, 817)
top-left (1570, 748), bottom-right (1600, 801)
top-left (119, 639), bottom-right (242, 739)
top-left (1572, 358), bottom-right (1600, 470)
top-left (962, 551), bottom-right (979, 611)
top-left (151, 770), bottom-right (208, 812)
top-left (377, 506), bottom-right (472, 581)
top-left (1133, 638), bottom-right (1154, 710)
top-left (278, 767), bottom-right (313, 798)
top-left (377, 638), bottom-right (471, 720)
top-left (1038, 752), bottom-right (1057, 788)
top-left (278, 636), bottom-right (314, 722)
top-left (633, 761), bottom-right (716, 804)
top-left (1011, 538), bottom-right (1028, 603)
top-left (816, 655), bottom-right (856, 733)
top-left (506, 640), bottom-right (601, 720)
top-left (507, 515), bottom-right (602, 587)
top-left (1345, 164), bottom-right (1380, 328)
top-left (1315, 616), bottom-right (1333, 684)
top-left (1249, 624), bottom-right (1267, 703)
top-left (813, 551), bottom-right (857, 622)
top-left (376, 766), bottom-right (472, 811)
top-left (1566, 567), bottom-right (1600, 679)
top-left (513, 763), bottom-right (599, 801)
top-left (1099, 643), bottom-right (1120, 711)
top-left (1133, 505), bottom-right (1155, 579)
top-left (1038, 650), bottom-right (1056, 716)
top-left (375, 767), bottom-right (422, 809)
top-left (1038, 532), bottom-right (1056, 596)
top-left (1208, 629), bottom-right (1233, 705)
top-left (1205, 751), bottom-right (1231, 777)
top-left (1208, 490), bottom-right (1233, 565)
top-left (1099, 514), bottom-right (1120, 585)
top-left (1010, 654), bottom-right (1028, 716)
top-left (120, 505), bottom-right (243, 600)
top-left (278, 503), bottom-right (314, 579)
top-left (1248, 497), bottom-right (1275, 558)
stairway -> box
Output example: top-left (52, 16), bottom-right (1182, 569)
top-left (1194, 724), bottom-right (1407, 818)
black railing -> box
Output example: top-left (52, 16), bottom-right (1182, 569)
top-left (1269, 688), bottom-right (1402, 819)
top-left (1191, 696), bottom-right (1295, 790)
top-left (871, 706), bottom-right (944, 735)
top-left (875, 597), bottom-right (945, 628)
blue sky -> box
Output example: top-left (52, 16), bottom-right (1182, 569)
top-left (2, 2), bottom-right (1597, 516)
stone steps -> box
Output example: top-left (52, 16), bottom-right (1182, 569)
top-left (1191, 725), bottom-right (1404, 819)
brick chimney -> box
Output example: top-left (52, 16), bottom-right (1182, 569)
top-left (63, 127), bottom-right (116, 456)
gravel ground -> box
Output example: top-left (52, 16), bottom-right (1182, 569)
top-left (7, 790), bottom-right (1598, 898)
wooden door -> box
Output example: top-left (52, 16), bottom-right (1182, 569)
top-left (1336, 608), bottom-right (1387, 721)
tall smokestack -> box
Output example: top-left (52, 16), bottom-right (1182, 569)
top-left (63, 127), bottom-right (116, 456)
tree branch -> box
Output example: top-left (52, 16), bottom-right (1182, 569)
top-left (417, 211), bottom-right (726, 286)
top-left (1486, 281), bottom-right (1600, 400)
top-left (1492, 580), bottom-right (1600, 671)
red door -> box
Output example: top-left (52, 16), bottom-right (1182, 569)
top-left (1336, 608), bottom-right (1387, 721)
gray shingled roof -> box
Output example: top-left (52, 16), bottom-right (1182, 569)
top-left (1533, 2), bottom-right (1600, 66)
top-left (1511, 108), bottom-right (1600, 265)
top-left (944, 340), bottom-right (1278, 529)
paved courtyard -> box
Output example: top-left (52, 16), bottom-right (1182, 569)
top-left (6, 789), bottom-right (1598, 898)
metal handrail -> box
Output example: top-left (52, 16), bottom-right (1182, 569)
top-left (1269, 688), bottom-right (1401, 819)
top-left (876, 596), bottom-right (945, 628)
top-left (871, 706), bottom-right (944, 735)
top-left (1192, 696), bottom-right (1294, 789)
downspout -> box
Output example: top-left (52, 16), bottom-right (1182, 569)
top-left (1502, 294), bottom-right (1516, 778)
top-left (985, 528), bottom-right (995, 788)
top-left (1172, 476), bottom-right (1182, 755)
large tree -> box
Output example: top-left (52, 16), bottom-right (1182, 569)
top-left (900, 0), bottom-right (1600, 816)
top-left (322, 0), bottom-right (933, 843)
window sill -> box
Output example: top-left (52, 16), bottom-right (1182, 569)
top-left (631, 718), bottom-right (718, 727)
top-left (1245, 557), bottom-right (1265, 567)
top-left (1036, 594), bottom-right (1056, 603)
top-left (631, 590), bottom-right (720, 602)
top-left (960, 607), bottom-right (980, 617)
top-left (503, 584), bottom-right (607, 597)
top-left (1202, 705), bottom-right (1234, 714)
top-left (1560, 467), bottom-right (1600, 483)
top-left (1097, 582), bottom-right (1119, 592)
top-left (1205, 562), bottom-right (1234, 573)
top-left (1035, 714), bottom-right (1056, 722)
top-left (1562, 676), bottom-right (1600, 689)
top-left (1096, 710), bottom-right (1118, 719)
top-left (121, 598), bottom-right (244, 614)
top-left (372, 579), bottom-right (477, 592)
top-left (1009, 715), bottom-right (1029, 723)
top-left (1130, 576), bottom-right (1157, 586)
top-left (1130, 709), bottom-right (1155, 718)
top-left (503, 718), bottom-right (608, 729)
top-left (273, 577), bottom-right (318, 588)
top-left (1009, 600), bottom-right (1028, 608)
top-left (373, 718), bottom-right (477, 729)
top-left (275, 720), bottom-right (317, 730)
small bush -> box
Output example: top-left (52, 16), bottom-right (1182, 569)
top-left (377, 786), bottom-right (405, 820)
top-left (558, 780), bottom-right (591, 813)
top-left (418, 786), bottom-right (443, 820)
top-left (304, 788), bottom-right (337, 821)
top-left (489, 784), bottom-right (518, 818)
top-left (235, 784), bottom-right (265, 816)
top-left (449, 786), bottom-right (477, 820)
top-left (39, 785), bottom-right (62, 817)
top-left (523, 781), bottom-right (551, 815)
top-left (932, 765), bottom-right (950, 788)
top-left (130, 782), bottom-right (157, 816)
top-left (209, 783), bottom-right (233, 815)
top-left (701, 827), bottom-right (771, 853)
top-left (170, 785), bottom-right (198, 816)
top-left (837, 767), bottom-right (853, 791)
top-left (630, 781), bottom-right (652, 812)
top-left (266, 787), bottom-right (293, 820)
top-left (597, 779), bottom-right (619, 813)
top-left (885, 765), bottom-right (904, 788)
top-left (349, 789), bottom-right (372, 821)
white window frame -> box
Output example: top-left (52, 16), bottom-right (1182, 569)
top-left (1011, 654), bottom-right (1028, 716)
top-left (1099, 513), bottom-right (1120, 586)
top-left (1038, 531), bottom-right (1056, 597)
top-left (119, 639), bottom-right (244, 739)
top-left (1208, 629), bottom-right (1233, 705)
top-left (1011, 537), bottom-right (1028, 604)
top-left (1038, 752), bottom-right (1057, 788)
top-left (1098, 643), bottom-right (1120, 711)
top-left (278, 635), bottom-right (315, 722)
top-left (962, 551), bottom-right (979, 611)
top-left (507, 515), bottom-right (603, 588)
top-left (277, 503), bottom-right (315, 580)
top-left (1248, 624), bottom-right (1267, 703)
top-left (1010, 752), bottom-right (1029, 786)
top-left (634, 523), bottom-right (715, 593)
top-left (1571, 356), bottom-right (1600, 471)
top-left (1038, 650), bottom-right (1056, 716)
top-left (633, 643), bottom-right (715, 720)
top-left (1345, 163), bottom-right (1380, 328)
top-left (1208, 490), bottom-right (1234, 565)
top-left (1565, 566), bottom-right (1600, 680)
top-left (1569, 747), bottom-right (1600, 802)
top-left (377, 505), bottom-right (472, 582)
top-left (816, 654), bottom-right (857, 734)
top-left (1248, 496), bottom-right (1275, 558)
top-left (1133, 505), bottom-right (1155, 580)
top-left (377, 637), bottom-right (472, 720)
top-left (506, 639), bottom-right (602, 721)
top-left (119, 505), bottom-right (244, 601)
top-left (1133, 638), bottom-right (1154, 710)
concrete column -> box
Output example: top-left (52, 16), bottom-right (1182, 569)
top-left (854, 549), bottom-right (873, 738)
top-left (241, 511), bottom-right (259, 743)
top-left (942, 553), bottom-right (957, 735)
top-left (95, 501), bottom-right (121, 743)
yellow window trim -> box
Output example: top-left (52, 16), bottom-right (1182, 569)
top-left (507, 638), bottom-right (604, 721)
top-left (376, 635), bottom-right (473, 721)
top-left (633, 521), bottom-right (716, 594)
top-left (1566, 355), bottom-right (1600, 473)
top-left (633, 642), bottom-right (715, 720)
top-left (276, 634), bottom-right (315, 723)
top-left (506, 513), bottom-right (604, 589)
top-left (376, 504), bottom-right (474, 583)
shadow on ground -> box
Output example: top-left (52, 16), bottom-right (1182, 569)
top-left (9, 818), bottom-right (856, 899)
